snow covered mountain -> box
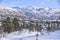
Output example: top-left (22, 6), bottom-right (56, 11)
top-left (0, 6), bottom-right (60, 21)
top-left (13, 6), bottom-right (60, 20)
top-left (0, 6), bottom-right (28, 21)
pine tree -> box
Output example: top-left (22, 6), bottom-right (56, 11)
top-left (35, 22), bottom-right (40, 32)
top-left (22, 21), bottom-right (26, 29)
top-left (28, 21), bottom-right (34, 32)
top-left (4, 17), bottom-right (12, 33)
top-left (0, 26), bottom-right (3, 34)
top-left (13, 18), bottom-right (20, 31)
top-left (46, 26), bottom-right (51, 34)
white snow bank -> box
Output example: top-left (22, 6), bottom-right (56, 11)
top-left (0, 29), bottom-right (40, 40)
top-left (0, 29), bottom-right (60, 40)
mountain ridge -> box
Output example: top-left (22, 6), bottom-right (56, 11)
top-left (0, 6), bottom-right (60, 20)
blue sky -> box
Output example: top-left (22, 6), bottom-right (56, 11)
top-left (0, 0), bottom-right (60, 9)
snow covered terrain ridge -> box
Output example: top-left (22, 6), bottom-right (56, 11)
top-left (0, 6), bottom-right (27, 20)
top-left (0, 6), bottom-right (60, 20)
top-left (13, 6), bottom-right (60, 20)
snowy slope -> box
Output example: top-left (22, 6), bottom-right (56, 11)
top-left (0, 29), bottom-right (60, 40)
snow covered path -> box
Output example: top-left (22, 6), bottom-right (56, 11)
top-left (14, 30), bottom-right (60, 40)
top-left (0, 30), bottom-right (60, 40)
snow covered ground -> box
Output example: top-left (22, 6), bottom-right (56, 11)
top-left (0, 29), bottom-right (60, 40)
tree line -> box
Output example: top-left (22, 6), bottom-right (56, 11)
top-left (0, 17), bottom-right (60, 34)
top-left (0, 17), bottom-right (43, 34)
top-left (1, 17), bottom-right (20, 33)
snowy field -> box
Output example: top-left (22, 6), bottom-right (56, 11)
top-left (0, 29), bottom-right (60, 40)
